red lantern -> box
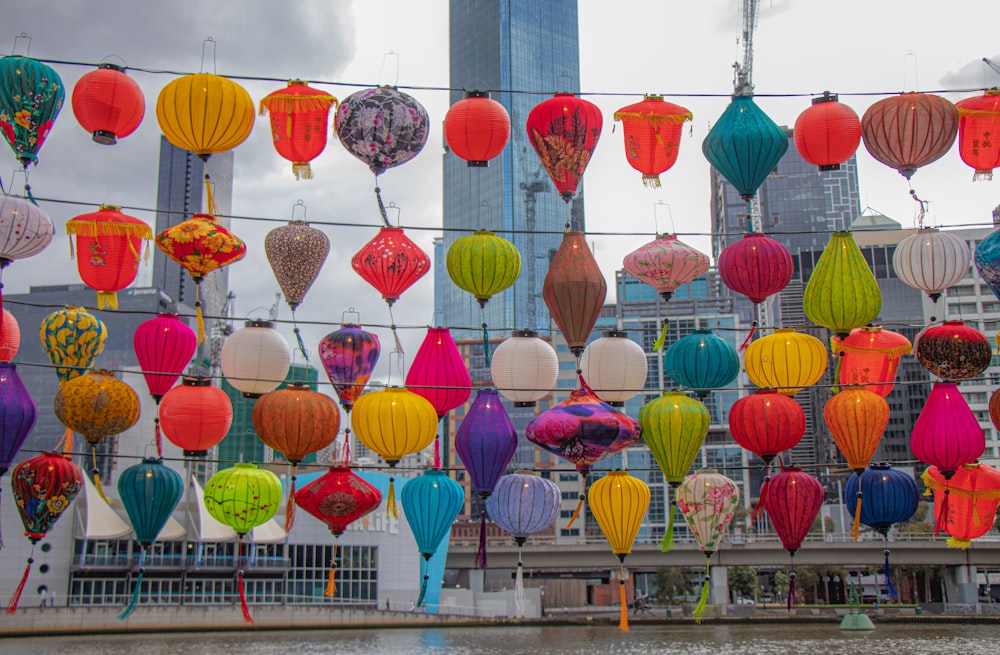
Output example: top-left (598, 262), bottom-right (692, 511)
top-left (444, 91), bottom-right (510, 166)
top-left (352, 226), bottom-right (430, 307)
top-left (71, 63), bottom-right (145, 145)
top-left (133, 313), bottom-right (197, 401)
top-left (526, 93), bottom-right (602, 202)
top-left (760, 466), bottom-right (824, 609)
top-left (955, 89), bottom-right (1000, 181)
top-left (717, 232), bottom-right (793, 304)
top-left (911, 382), bottom-right (984, 477)
top-left (66, 205), bottom-right (152, 310)
top-left (158, 376), bottom-right (233, 456)
top-left (861, 93), bottom-right (959, 179)
top-left (924, 462), bottom-right (1000, 548)
top-left (259, 80), bottom-right (337, 180)
top-left (831, 326), bottom-right (912, 397)
top-left (543, 231), bottom-right (607, 356)
top-left (296, 466), bottom-right (382, 537)
top-left (613, 95), bottom-right (692, 188)
top-left (728, 390), bottom-right (805, 464)
top-left (914, 320), bottom-right (991, 381)
top-left (793, 92), bottom-right (861, 171)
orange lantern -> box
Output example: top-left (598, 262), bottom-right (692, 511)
top-left (831, 326), bottom-right (912, 397)
top-left (613, 95), bottom-right (692, 188)
top-left (66, 206), bottom-right (152, 310)
top-left (444, 91), bottom-right (510, 166)
top-left (924, 462), bottom-right (1000, 548)
top-left (259, 80), bottom-right (337, 180)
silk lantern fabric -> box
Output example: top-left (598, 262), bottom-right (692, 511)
top-left (446, 230), bottom-right (521, 306)
top-left (220, 320), bottom-right (291, 398)
top-left (318, 324), bottom-right (380, 411)
top-left (975, 228), bottom-right (1000, 303)
top-left (158, 376), bottom-right (232, 456)
top-left (622, 233), bottom-right (709, 302)
top-left (65, 206), bottom-right (152, 310)
top-left (405, 327), bottom-right (472, 419)
top-left (204, 463), bottom-right (282, 536)
top-left (486, 473), bottom-right (561, 545)
top-left (640, 392), bottom-right (710, 485)
top-left (823, 388), bottom-right (889, 474)
top-left (525, 93), bottom-right (602, 201)
top-left (717, 232), bottom-right (793, 304)
top-left (803, 232), bottom-right (882, 337)
top-left (0, 362), bottom-right (36, 475)
top-left (118, 458), bottom-right (183, 547)
top-left (0, 308), bottom-right (19, 361)
top-left (728, 390), bottom-right (805, 463)
top-left (844, 464), bottom-right (919, 536)
top-left (455, 389), bottom-right (518, 497)
top-left (543, 231), bottom-right (607, 355)
top-left (352, 226), bottom-right (430, 306)
top-left (71, 63), bottom-right (144, 145)
top-left (351, 388), bottom-right (438, 465)
top-left (955, 89), bottom-right (1000, 180)
top-left (923, 463), bottom-right (1000, 548)
top-left (265, 220), bottom-right (330, 312)
top-left (663, 329), bottom-right (739, 397)
top-left (252, 383), bottom-right (340, 464)
top-left (892, 229), bottom-right (970, 301)
top-left (295, 466), bottom-right (382, 536)
top-left (155, 214), bottom-right (247, 281)
top-left (443, 91), bottom-right (510, 166)
top-left (831, 326), bottom-right (911, 397)
top-left (613, 95), bottom-right (692, 188)
top-left (743, 328), bottom-right (827, 396)
top-left (580, 330), bottom-right (648, 406)
top-left (54, 370), bottom-right (140, 445)
top-left (911, 382), bottom-right (984, 476)
top-left (40, 306), bottom-right (107, 383)
top-left (676, 469), bottom-right (740, 555)
top-left (0, 194), bottom-right (54, 266)
top-left (400, 468), bottom-right (464, 608)
top-left (156, 73), bottom-right (254, 160)
top-left (792, 93), bottom-right (861, 170)
top-left (133, 313), bottom-right (197, 401)
top-left (915, 321), bottom-right (991, 381)
top-left (335, 86), bottom-right (429, 176)
top-left (490, 330), bottom-right (559, 407)
top-left (259, 80), bottom-right (337, 179)
top-left (0, 56), bottom-right (64, 167)
top-left (861, 92), bottom-right (959, 179)
top-left (701, 96), bottom-right (788, 201)
top-left (761, 467), bottom-right (823, 555)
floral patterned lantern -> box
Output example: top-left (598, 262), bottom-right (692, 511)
top-left (623, 233), bottom-right (709, 307)
top-left (861, 93), bottom-right (958, 180)
top-left (955, 89), bottom-right (1000, 180)
top-left (400, 469), bottom-right (464, 609)
top-left (0, 193), bottom-right (54, 317)
top-left (444, 91), bottom-right (510, 166)
top-left (803, 232), bottom-right (882, 338)
top-left (914, 321), bottom-right (991, 381)
top-left (158, 376), bottom-right (232, 457)
top-left (975, 228), bottom-right (1000, 303)
top-left (525, 93), bottom-right (602, 202)
top-left (923, 462), bottom-right (1000, 548)
top-left (743, 328), bottom-right (827, 396)
top-left (0, 362), bottom-right (35, 475)
top-left (663, 328), bottom-right (739, 398)
top-left (702, 96), bottom-right (787, 201)
top-left (728, 390), bottom-right (805, 464)
top-left (39, 306), bottom-right (107, 383)
top-left (352, 226), bottom-right (430, 316)
top-left (831, 326), bottom-right (912, 397)
top-left (543, 231), bottom-right (607, 357)
top-left (793, 93), bottom-right (861, 170)
top-left (156, 73), bottom-right (254, 161)
top-left (580, 330), bottom-right (648, 406)
top-left (490, 330), bottom-right (559, 407)
top-left (336, 86), bottom-right (429, 176)
top-left (892, 229), bottom-right (970, 302)
top-left (613, 95), bottom-right (692, 188)
top-left (0, 56), bottom-right (64, 168)
top-left (220, 319), bottom-right (291, 398)
top-left (911, 382), bottom-right (984, 478)
top-left (0, 308), bottom-right (19, 361)
top-left (259, 80), bottom-right (337, 179)
top-left (71, 63), bottom-right (144, 145)
top-left (65, 205), bottom-right (152, 310)
top-left (761, 467), bottom-right (823, 609)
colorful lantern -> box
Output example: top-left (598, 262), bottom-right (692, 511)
top-left (446, 230), bottom-right (521, 307)
top-left (6, 452), bottom-right (81, 614)
top-left (220, 319), bottom-right (291, 398)
top-left (824, 388), bottom-right (889, 474)
top-left (259, 80), bottom-right (337, 179)
top-left (622, 233), bottom-right (709, 303)
top-left (803, 232), bottom-right (882, 337)
top-left (761, 467), bottom-right (823, 609)
top-left (352, 226), bottom-right (430, 307)
top-left (861, 93), bottom-right (959, 179)
top-left (0, 194), bottom-right (54, 313)
top-left (133, 313), bottom-right (197, 402)
top-left (399, 468), bottom-right (464, 609)
top-left (158, 376), bottom-right (232, 456)
top-left (65, 205), bottom-right (151, 310)
top-left (318, 323), bottom-right (380, 411)
top-left (663, 328), bottom-right (739, 397)
top-left (613, 95), bottom-right (692, 187)
top-left (792, 92), bottom-right (861, 170)
top-left (580, 330), bottom-right (648, 406)
top-left (490, 330), bottom-right (558, 407)
top-left (0, 362), bottom-right (36, 475)
top-left (335, 86), bottom-right (429, 176)
top-left (702, 96), bottom-right (788, 201)
top-left (156, 73), bottom-right (254, 160)
top-left (911, 382), bottom-right (984, 478)
top-left (526, 93), bottom-right (602, 201)
top-left (914, 321), bottom-right (991, 381)
top-left (955, 89), bottom-right (1000, 180)
top-left (588, 471), bottom-right (651, 631)
top-left (892, 229), bottom-right (970, 302)
top-left (991, 387), bottom-right (1000, 434)
top-left (39, 306), bottom-right (107, 383)
top-left (71, 63), bottom-right (144, 145)
top-left (265, 220), bottom-right (330, 313)
top-left (743, 328), bottom-right (828, 396)
top-left (0, 56), bottom-right (64, 167)
top-left (728, 390), bottom-right (805, 464)
top-left (543, 231), bottom-right (607, 356)
top-left (717, 232), bottom-right (793, 304)
top-left (831, 326), bottom-right (912, 397)
top-left (0, 308), bottom-right (19, 361)
top-left (975, 228), bottom-right (1000, 303)
top-left (923, 462), bottom-right (1000, 548)
top-left (444, 91), bottom-right (510, 166)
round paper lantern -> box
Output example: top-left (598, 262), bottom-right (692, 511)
top-left (39, 306), bottom-right (107, 383)
top-left (455, 389), bottom-right (517, 498)
top-left (728, 390), bottom-right (805, 464)
top-left (265, 220), bottom-right (329, 312)
top-left (861, 93), bottom-right (959, 179)
top-left (914, 320), bottom-right (991, 381)
top-left (543, 230), bottom-right (607, 356)
top-left (0, 308), bottom-right (19, 361)
top-left (259, 80), bottom-right (337, 179)
top-left (793, 92), bottom-right (861, 170)
top-left (702, 95), bottom-right (788, 201)
top-left (399, 468), bottom-right (464, 608)
top-left (526, 93), bottom-right (602, 201)
top-left (158, 376), bottom-right (232, 456)
top-left (923, 462), bottom-right (1000, 548)
top-left (760, 466), bottom-right (823, 609)
top-left (446, 230), bottom-right (521, 306)
top-left (295, 466), bottom-right (382, 537)
top-left (0, 56), bottom-right (64, 167)
top-left (831, 326), bottom-right (912, 397)
top-left (613, 95), bottom-right (692, 187)
top-left (0, 362), bottom-right (36, 475)
top-left (133, 313), bottom-right (197, 402)
top-left (220, 319), bottom-right (291, 398)
top-left (352, 226), bottom-right (430, 306)
top-left (911, 382), bottom-right (984, 477)
top-left (65, 205), bottom-right (151, 310)
top-left (335, 86), bottom-right (429, 176)
top-left (588, 470), bottom-right (650, 632)
top-left (580, 330), bottom-right (648, 406)
top-left (803, 232), bottom-right (882, 337)
top-left (743, 328), bottom-right (828, 396)
top-left (824, 388), bottom-right (889, 474)
top-left (490, 330), bottom-right (558, 407)
top-left (0, 194), bottom-right (54, 268)
top-left (622, 233), bottom-right (709, 303)
top-left (156, 73), bottom-right (254, 160)
top-left (845, 464), bottom-right (919, 536)
top-left (444, 91), bottom-right (510, 166)
top-left (975, 229), bottom-right (1000, 303)
top-left (71, 63), bottom-right (144, 145)
top-left (717, 232), bottom-right (793, 304)
top-left (318, 323), bottom-right (380, 411)
top-left (663, 328), bottom-right (739, 397)
top-left (54, 369), bottom-right (140, 445)
top-left (892, 229), bottom-right (970, 302)
top-left (956, 89), bottom-right (1000, 180)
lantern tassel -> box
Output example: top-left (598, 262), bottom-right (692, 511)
top-left (284, 472), bottom-right (297, 532)
top-left (481, 318), bottom-right (492, 368)
top-left (751, 476), bottom-right (770, 522)
top-left (96, 291), bottom-right (118, 311)
top-left (934, 489), bottom-right (949, 536)
top-left (476, 510), bottom-right (488, 569)
top-left (387, 476), bottom-right (398, 519)
top-left (91, 447), bottom-right (112, 505)
top-left (565, 478), bottom-right (586, 530)
top-left (641, 174), bottom-right (661, 189)
top-left (237, 538), bottom-right (254, 625)
top-left (119, 549), bottom-right (146, 620)
top-left (292, 162), bottom-right (313, 180)
top-left (787, 570), bottom-right (796, 611)
top-left (618, 562), bottom-right (629, 632)
top-left (340, 426), bottom-right (352, 466)
top-left (661, 500), bottom-right (676, 552)
top-left (653, 320), bottom-right (670, 352)
top-left (415, 558), bottom-right (430, 609)
top-left (55, 427), bottom-right (74, 455)
top-left (514, 550), bottom-right (525, 618)
top-left (293, 323), bottom-right (310, 363)
top-left (374, 185), bottom-right (392, 228)
top-left (154, 417), bottom-right (162, 459)
top-left (5, 547), bottom-right (33, 614)
top-left (738, 320), bottom-right (758, 352)
top-left (433, 436), bottom-right (441, 470)
top-left (194, 285), bottom-right (206, 346)
top-left (325, 543), bottom-right (338, 597)
top-left (852, 491), bottom-right (863, 542)
top-left (883, 546), bottom-right (898, 600)
top-left (68, 236), bottom-right (75, 260)
top-left (947, 537), bottom-right (972, 549)
top-left (973, 170), bottom-right (993, 182)
top-left (204, 174), bottom-right (218, 216)
top-left (692, 560), bottom-right (711, 624)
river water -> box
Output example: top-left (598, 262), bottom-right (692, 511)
top-left (1, 623), bottom-right (997, 655)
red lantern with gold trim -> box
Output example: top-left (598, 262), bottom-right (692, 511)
top-left (924, 462), bottom-right (1000, 548)
top-left (831, 326), bottom-right (912, 397)
top-left (613, 95), bottom-right (692, 188)
top-left (296, 466), bottom-right (382, 537)
top-left (793, 92), bottom-right (861, 171)
top-left (71, 63), bottom-right (145, 145)
top-left (955, 89), bottom-right (1000, 181)
top-left (526, 93), bottom-right (602, 202)
top-left (259, 80), bottom-right (337, 180)
top-left (66, 206), bottom-right (152, 310)
top-left (444, 91), bottom-right (510, 166)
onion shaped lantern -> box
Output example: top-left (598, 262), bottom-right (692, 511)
top-left (892, 229), bottom-right (970, 302)
top-left (66, 205), bottom-right (152, 310)
top-left (803, 232), bottom-right (882, 337)
top-left (955, 89), bottom-right (1000, 180)
top-left (40, 306), bottom-right (107, 383)
top-left (265, 219), bottom-right (329, 313)
top-left (543, 231), bottom-right (607, 357)
top-left (663, 328), bottom-right (739, 397)
top-left (220, 319), bottom-right (291, 398)
top-left (760, 467), bottom-right (823, 609)
top-left (613, 95), bottom-right (692, 188)
top-left (444, 91), bottom-right (510, 166)
top-left (526, 93), bottom-right (602, 201)
top-left (133, 313), bottom-right (196, 402)
top-left (793, 92), bottom-right (861, 170)
top-left (914, 321), bottom-right (991, 381)
top-left (743, 328), bottom-right (827, 396)
top-left (158, 376), bottom-right (232, 457)
top-left (975, 229), bottom-right (1000, 303)
top-left (156, 73), bottom-right (254, 160)
top-left (0, 56), bottom-right (64, 167)
top-left (0, 194), bottom-right (55, 311)
top-left (352, 226), bottom-right (430, 307)
top-left (717, 232), bottom-right (793, 305)
top-left (580, 330), bottom-right (648, 406)
top-left (831, 326), bottom-right (911, 397)
top-left (446, 230), bottom-right (521, 308)
top-left (911, 382), bottom-right (984, 478)
top-left (728, 390), bottom-right (805, 464)
top-left (0, 362), bottom-right (36, 475)
top-left (259, 80), bottom-right (337, 179)
top-left (623, 233), bottom-right (709, 303)
top-left (335, 86), bottom-right (429, 176)
top-left (400, 468), bottom-right (464, 609)
top-left (318, 323), bottom-right (380, 411)
top-left (702, 96), bottom-right (787, 201)
top-left (490, 330), bottom-right (558, 407)
top-left (71, 63), bottom-right (144, 145)
top-left (923, 462), bottom-right (1000, 548)
top-left (861, 93), bottom-right (958, 179)
top-left (0, 308), bottom-right (19, 361)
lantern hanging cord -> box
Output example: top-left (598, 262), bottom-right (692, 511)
top-left (374, 186), bottom-right (392, 228)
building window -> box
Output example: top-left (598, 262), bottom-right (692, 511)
top-left (288, 544), bottom-right (377, 606)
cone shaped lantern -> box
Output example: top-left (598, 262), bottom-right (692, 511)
top-left (543, 231), bottom-right (607, 356)
top-left (803, 232), bottom-right (882, 337)
top-left (702, 96), bottom-right (788, 201)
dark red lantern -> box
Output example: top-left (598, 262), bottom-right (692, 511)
top-left (760, 466), bottom-right (824, 609)
top-left (444, 91), bottom-right (510, 166)
top-left (793, 92), bottom-right (861, 171)
top-left (831, 326), bottom-right (912, 397)
top-left (259, 80), bottom-right (337, 180)
top-left (526, 93), bottom-right (602, 202)
top-left (542, 231), bottom-right (607, 356)
top-left (914, 320), bottom-right (991, 381)
top-left (158, 376), bottom-right (233, 457)
top-left (613, 95), bottom-right (692, 188)
top-left (66, 205), bottom-right (152, 310)
top-left (717, 232), bottom-right (794, 304)
top-left (71, 63), bottom-right (145, 145)
top-left (861, 93), bottom-right (959, 179)
top-left (955, 89), bottom-right (1000, 181)
top-left (728, 390), bottom-right (805, 464)
top-left (351, 226), bottom-right (430, 306)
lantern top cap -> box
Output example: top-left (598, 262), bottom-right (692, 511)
top-left (774, 327), bottom-right (796, 334)
top-left (512, 329), bottom-right (539, 338)
top-left (97, 62), bottom-right (126, 73)
top-left (811, 92), bottom-right (839, 105)
top-left (141, 456), bottom-right (162, 465)
top-left (97, 204), bottom-right (122, 212)
top-left (231, 462), bottom-right (259, 471)
top-left (601, 329), bottom-right (628, 338)
top-left (181, 376), bottom-right (211, 387)
top-left (643, 94), bottom-right (664, 102)
top-left (287, 79), bottom-right (308, 86)
top-left (513, 469), bottom-right (539, 476)
top-left (463, 90), bottom-right (489, 99)
top-left (245, 319), bottom-right (275, 329)
top-left (695, 468), bottom-right (719, 475)
top-left (606, 470), bottom-right (629, 477)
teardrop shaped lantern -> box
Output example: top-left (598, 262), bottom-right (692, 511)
top-left (923, 462), bottom-right (1000, 548)
top-left (220, 319), bottom-right (291, 398)
top-left (623, 233), bottom-right (709, 303)
top-left (400, 468), bottom-right (465, 609)
top-left (65, 205), bottom-right (151, 310)
top-left (955, 89), bottom-right (1000, 180)
top-left (831, 326), bottom-right (911, 397)
top-left (728, 390), bottom-right (805, 464)
top-left (526, 93), bottom-right (602, 202)
top-left (0, 194), bottom-right (55, 299)
top-left (444, 91), bottom-right (511, 166)
top-left (892, 229), bottom-right (970, 302)
top-left (490, 329), bottom-right (559, 407)
top-left (446, 230), bottom-right (521, 307)
top-left (265, 220), bottom-right (330, 312)
top-left (803, 232), bottom-right (882, 337)
top-left (543, 231), bottom-right (607, 356)
top-left (911, 382), bottom-right (984, 478)
top-left (793, 92), bottom-right (861, 170)
top-left (156, 73), bottom-right (254, 160)
top-left (663, 328), bottom-right (739, 398)
top-left (158, 376), bottom-right (232, 457)
top-left (259, 80), bottom-right (337, 179)
top-left (71, 63), bottom-right (144, 145)
top-left (336, 86), bottom-right (429, 176)
top-left (588, 470), bottom-right (650, 632)
top-left (0, 56), bottom-right (64, 168)
top-left (824, 388), bottom-right (889, 475)
top-left (580, 330), bottom-right (648, 407)
top-left (352, 226), bottom-right (430, 306)
top-left (613, 95), bottom-right (692, 188)
top-left (318, 323), bottom-right (380, 411)
top-left (975, 229), bottom-right (1000, 303)
top-left (760, 466), bottom-right (823, 609)
top-left (0, 362), bottom-right (36, 475)
top-left (717, 232), bottom-right (793, 304)
top-left (743, 328), bottom-right (828, 396)
top-left (133, 313), bottom-right (197, 402)
top-left (0, 308), bottom-right (19, 361)
top-left (39, 306), bottom-right (108, 383)
top-left (861, 93), bottom-right (959, 179)
top-left (702, 96), bottom-right (788, 201)
top-left (914, 321), bottom-right (991, 381)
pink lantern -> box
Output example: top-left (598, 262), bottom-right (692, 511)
top-left (623, 233), bottom-right (709, 302)
top-left (133, 314), bottom-right (197, 402)
top-left (0, 308), bottom-right (20, 361)
top-left (717, 232), bottom-right (794, 305)
top-left (911, 382), bottom-right (984, 478)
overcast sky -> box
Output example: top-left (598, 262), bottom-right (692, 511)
top-left (3, 0), bottom-right (1000, 386)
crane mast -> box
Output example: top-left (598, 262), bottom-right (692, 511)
top-left (985, 57), bottom-right (1000, 79)
top-left (733, 0), bottom-right (760, 96)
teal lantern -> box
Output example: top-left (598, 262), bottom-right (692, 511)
top-left (662, 329), bottom-right (739, 398)
top-left (0, 56), bottom-right (65, 168)
top-left (702, 96), bottom-right (788, 201)
top-left (400, 469), bottom-right (464, 610)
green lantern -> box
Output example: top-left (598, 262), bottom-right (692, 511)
top-left (803, 232), bottom-right (881, 338)
top-left (639, 391), bottom-right (710, 551)
top-left (446, 230), bottom-right (521, 306)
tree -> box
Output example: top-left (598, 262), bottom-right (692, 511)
top-left (900, 501), bottom-right (934, 534)
top-left (651, 567), bottom-right (693, 603)
top-left (728, 566), bottom-right (757, 598)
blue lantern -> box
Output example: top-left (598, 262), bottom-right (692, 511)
top-left (663, 329), bottom-right (739, 397)
top-left (0, 56), bottom-right (65, 168)
top-left (0, 362), bottom-right (36, 476)
top-left (974, 229), bottom-right (1000, 303)
top-left (701, 96), bottom-right (788, 201)
top-left (400, 469), bottom-right (464, 609)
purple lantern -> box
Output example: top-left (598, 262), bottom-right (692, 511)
top-left (318, 324), bottom-right (381, 412)
top-left (0, 362), bottom-right (36, 476)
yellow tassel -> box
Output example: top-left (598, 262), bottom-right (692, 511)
top-left (324, 544), bottom-right (338, 597)
top-left (565, 495), bottom-right (584, 529)
top-left (93, 470), bottom-right (113, 505)
top-left (195, 285), bottom-right (206, 345)
top-left (653, 320), bottom-right (670, 352)
top-left (612, 110), bottom-right (693, 125)
top-left (204, 175), bottom-right (217, 216)
top-left (96, 291), bottom-right (118, 311)
top-left (618, 564), bottom-right (629, 632)
top-left (55, 427), bottom-right (73, 454)
top-left (641, 174), bottom-right (661, 189)
top-left (387, 478), bottom-right (398, 519)
top-left (259, 93), bottom-right (337, 116)
top-left (947, 537), bottom-right (972, 549)
top-left (852, 493), bottom-right (863, 541)
top-left (292, 162), bottom-right (313, 180)
top-left (65, 220), bottom-right (152, 240)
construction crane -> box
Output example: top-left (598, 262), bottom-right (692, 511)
top-left (733, 0), bottom-right (760, 96)
top-left (985, 58), bottom-right (1000, 79)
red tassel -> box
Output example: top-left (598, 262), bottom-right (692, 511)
top-left (433, 436), bottom-right (441, 470)
top-left (284, 473), bottom-right (297, 533)
top-left (6, 550), bottom-right (34, 614)
top-left (750, 476), bottom-right (770, 522)
top-left (340, 427), bottom-right (352, 466)
top-left (154, 417), bottom-right (163, 459)
top-left (237, 539), bottom-right (254, 625)
top-left (935, 489), bottom-right (950, 536)
top-left (738, 320), bottom-right (758, 352)
top-left (476, 511), bottom-right (488, 569)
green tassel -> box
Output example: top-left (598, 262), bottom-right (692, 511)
top-left (118, 550), bottom-right (145, 620)
top-left (415, 573), bottom-right (429, 609)
top-left (692, 569), bottom-right (711, 624)
top-left (661, 501), bottom-right (676, 552)
top-left (482, 324), bottom-right (491, 367)
top-left (653, 321), bottom-right (669, 352)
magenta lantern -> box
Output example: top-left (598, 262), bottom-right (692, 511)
top-left (133, 313), bottom-right (197, 401)
top-left (717, 232), bottom-right (794, 305)
top-left (911, 382), bottom-right (984, 478)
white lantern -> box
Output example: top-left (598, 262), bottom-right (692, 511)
top-left (491, 329), bottom-right (558, 406)
top-left (892, 228), bottom-right (970, 302)
top-left (580, 330), bottom-right (648, 406)
top-left (220, 319), bottom-right (291, 398)
top-left (0, 194), bottom-right (53, 265)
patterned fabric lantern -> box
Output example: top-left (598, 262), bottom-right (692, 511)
top-left (911, 382), bottom-right (984, 478)
top-left (0, 308), bottom-right (19, 361)
top-left (116, 458), bottom-right (183, 619)
top-left (743, 328), bottom-right (828, 396)
top-left (158, 376), bottom-right (232, 456)
top-left (580, 330), bottom-right (648, 406)
top-left (265, 220), bottom-right (329, 313)
top-left (318, 323), bottom-right (380, 411)
top-left (446, 230), bottom-right (521, 309)
top-left (259, 80), bottom-right (337, 179)
top-left (914, 321), bottom-right (991, 381)
top-left (955, 89), bottom-right (1000, 180)
top-left (526, 93), bottom-right (602, 201)
top-left (352, 226), bottom-right (430, 310)
top-left (761, 467), bottom-right (823, 609)
top-left (6, 453), bottom-right (81, 614)
top-left (490, 330), bottom-right (558, 407)
top-left (728, 390), bottom-right (805, 464)
top-left (220, 319), bottom-right (291, 398)
top-left (923, 462), bottom-right (1000, 548)
top-left (335, 86), bottom-right (429, 176)
top-left (444, 91), bottom-right (510, 166)
top-left (0, 56), bottom-right (64, 167)
top-left (156, 73), bottom-right (254, 160)
top-left (0, 194), bottom-right (54, 310)
top-left (663, 329), bottom-right (739, 398)
top-left (0, 362), bottom-right (36, 475)
top-left (675, 469), bottom-right (740, 621)
top-left (133, 313), bottom-right (197, 402)
top-left (400, 468), bottom-right (464, 609)
top-left (71, 63), bottom-right (144, 145)
top-left (588, 471), bottom-right (650, 631)
top-left (975, 229), bottom-right (1000, 303)
top-left (861, 93), bottom-right (959, 179)
top-left (831, 326), bottom-right (911, 397)
top-left (39, 306), bottom-right (107, 383)
top-left (623, 233), bottom-right (709, 303)
top-left (702, 96), bottom-right (788, 201)
top-left (793, 92), bottom-right (861, 170)
top-left (65, 205), bottom-right (152, 310)
top-left (892, 229), bottom-right (970, 302)
top-left (613, 95), bottom-right (692, 188)
top-left (543, 231), bottom-right (607, 356)
top-left (803, 232), bottom-right (882, 337)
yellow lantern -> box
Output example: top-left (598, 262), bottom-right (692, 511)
top-left (743, 328), bottom-right (828, 396)
top-left (803, 232), bottom-right (882, 337)
top-left (156, 73), bottom-right (255, 161)
top-left (588, 470), bottom-right (650, 632)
